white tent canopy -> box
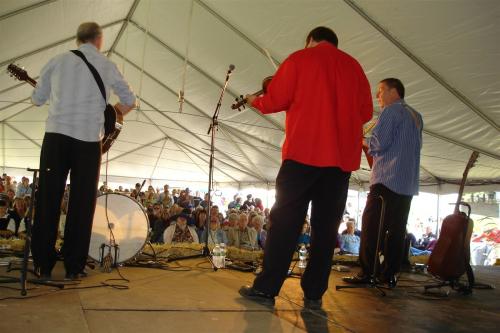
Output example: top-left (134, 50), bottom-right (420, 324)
top-left (1, 0), bottom-right (499, 193)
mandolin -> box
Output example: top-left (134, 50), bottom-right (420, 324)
top-left (7, 63), bottom-right (122, 154)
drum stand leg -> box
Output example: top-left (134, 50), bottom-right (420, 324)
top-left (335, 195), bottom-right (390, 296)
top-left (0, 168), bottom-right (65, 295)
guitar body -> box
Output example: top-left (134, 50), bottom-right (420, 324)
top-left (427, 205), bottom-right (473, 280)
top-left (8, 63), bottom-right (121, 155)
top-left (427, 151), bottom-right (478, 284)
top-left (102, 104), bottom-right (123, 154)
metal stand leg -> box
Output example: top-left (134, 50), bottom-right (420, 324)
top-left (336, 195), bottom-right (389, 296)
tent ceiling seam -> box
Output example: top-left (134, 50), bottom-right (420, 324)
top-left (194, 0), bottom-right (281, 68)
top-left (103, 136), bottom-right (166, 164)
top-left (126, 21), bottom-right (284, 131)
top-left (112, 51), bottom-right (282, 157)
top-left (0, 0), bottom-right (57, 22)
top-left (219, 124), bottom-right (281, 167)
top-left (3, 122), bottom-right (41, 148)
top-left (139, 97), bottom-right (266, 181)
top-left (111, 51), bottom-right (270, 179)
top-left (218, 126), bottom-right (267, 181)
top-left (173, 140), bottom-right (242, 183)
top-left (0, 19), bottom-right (124, 68)
top-left (107, 0), bottom-right (141, 56)
top-left (343, 0), bottom-right (499, 133)
top-left (138, 111), bottom-right (220, 180)
top-left (423, 129), bottom-right (499, 160)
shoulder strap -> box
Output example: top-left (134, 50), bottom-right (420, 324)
top-left (402, 102), bottom-right (422, 131)
top-left (70, 50), bottom-right (106, 102)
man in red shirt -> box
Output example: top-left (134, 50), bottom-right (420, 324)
top-left (239, 27), bottom-right (372, 308)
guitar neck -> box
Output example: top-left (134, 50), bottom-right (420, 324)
top-left (455, 151), bottom-right (479, 214)
top-left (26, 77), bottom-right (37, 88)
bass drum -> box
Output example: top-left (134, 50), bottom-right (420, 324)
top-left (89, 193), bottom-right (149, 264)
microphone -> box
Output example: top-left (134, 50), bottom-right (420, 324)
top-left (227, 64), bottom-right (235, 75)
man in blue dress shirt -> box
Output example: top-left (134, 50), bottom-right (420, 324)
top-left (343, 78), bottom-right (423, 287)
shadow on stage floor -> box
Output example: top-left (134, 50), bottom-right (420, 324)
top-left (0, 258), bottom-right (498, 333)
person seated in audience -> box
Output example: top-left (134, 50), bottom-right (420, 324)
top-left (228, 195), bottom-right (242, 210)
top-left (340, 220), bottom-right (361, 254)
top-left (242, 194), bottom-right (255, 210)
top-left (416, 226), bottom-right (436, 250)
top-left (194, 209), bottom-right (208, 241)
top-left (225, 213), bottom-right (239, 236)
top-left (200, 193), bottom-right (211, 209)
top-left (228, 213), bottom-right (257, 250)
top-left (5, 189), bottom-right (15, 208)
top-left (247, 211), bottom-right (258, 229)
top-left (7, 198), bottom-right (27, 236)
top-left (254, 198), bottom-right (264, 211)
top-left (16, 177), bottom-right (32, 198)
top-left (4, 176), bottom-right (16, 192)
top-left (252, 214), bottom-right (267, 250)
top-left (150, 207), bottom-right (172, 244)
top-left (263, 208), bottom-right (270, 229)
top-left (144, 186), bottom-right (158, 207)
top-left (0, 200), bottom-right (13, 238)
top-left (164, 212), bottom-right (199, 244)
top-left (340, 218), bottom-right (361, 237)
top-left (201, 213), bottom-right (228, 246)
top-left (158, 184), bottom-right (173, 208)
top-left (297, 222), bottom-right (311, 247)
top-left (148, 203), bottom-right (163, 231)
top-left (177, 190), bottom-right (190, 208)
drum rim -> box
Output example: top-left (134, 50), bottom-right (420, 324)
top-left (90, 192), bottom-right (150, 264)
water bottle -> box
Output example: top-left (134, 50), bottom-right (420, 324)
top-left (212, 244), bottom-right (222, 268)
top-left (219, 243), bottom-right (226, 268)
top-left (298, 245), bottom-right (308, 269)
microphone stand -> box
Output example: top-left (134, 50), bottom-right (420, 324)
top-left (0, 168), bottom-right (65, 295)
top-left (202, 65), bottom-right (234, 271)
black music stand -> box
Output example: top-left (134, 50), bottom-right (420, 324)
top-left (0, 168), bottom-right (64, 295)
top-left (335, 195), bottom-right (390, 296)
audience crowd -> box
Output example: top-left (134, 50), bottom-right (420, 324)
top-left (0, 174), bottom-right (446, 261)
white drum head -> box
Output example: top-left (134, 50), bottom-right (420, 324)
top-left (90, 193), bottom-right (149, 263)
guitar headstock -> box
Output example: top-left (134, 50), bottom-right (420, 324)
top-left (7, 63), bottom-right (29, 82)
top-left (231, 95), bottom-right (247, 111)
top-left (465, 151), bottom-right (479, 173)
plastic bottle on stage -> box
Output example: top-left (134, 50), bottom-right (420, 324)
top-left (298, 245), bottom-right (308, 269)
top-left (219, 243), bottom-right (226, 268)
top-left (213, 244), bottom-right (222, 268)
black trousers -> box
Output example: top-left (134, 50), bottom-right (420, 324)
top-left (32, 133), bottom-right (101, 275)
top-left (359, 184), bottom-right (413, 278)
top-left (253, 160), bottom-right (350, 299)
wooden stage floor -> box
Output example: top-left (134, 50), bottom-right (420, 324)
top-left (0, 258), bottom-right (498, 333)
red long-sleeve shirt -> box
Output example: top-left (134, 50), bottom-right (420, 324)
top-left (252, 42), bottom-right (373, 171)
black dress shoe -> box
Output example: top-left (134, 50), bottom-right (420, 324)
top-left (64, 273), bottom-right (80, 281)
top-left (38, 273), bottom-right (52, 281)
top-left (387, 275), bottom-right (397, 288)
top-left (239, 285), bottom-right (275, 306)
top-left (303, 297), bottom-right (322, 310)
top-left (342, 275), bottom-right (371, 284)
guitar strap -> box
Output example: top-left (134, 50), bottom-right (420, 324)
top-left (70, 50), bottom-right (107, 103)
top-left (402, 102), bottom-right (422, 131)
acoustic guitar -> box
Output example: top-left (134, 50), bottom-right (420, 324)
top-left (7, 63), bottom-right (122, 154)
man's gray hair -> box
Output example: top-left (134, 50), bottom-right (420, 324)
top-left (76, 22), bottom-right (102, 44)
